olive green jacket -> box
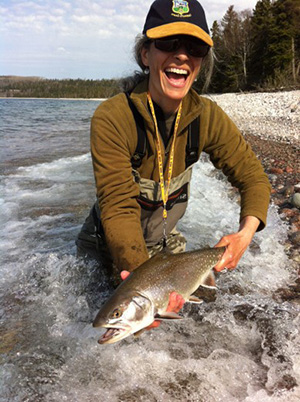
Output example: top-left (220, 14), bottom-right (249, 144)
top-left (91, 80), bottom-right (271, 271)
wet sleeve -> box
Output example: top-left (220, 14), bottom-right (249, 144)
top-left (90, 104), bottom-right (149, 271)
top-left (203, 104), bottom-right (271, 231)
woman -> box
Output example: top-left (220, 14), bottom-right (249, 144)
top-left (77, 0), bottom-right (271, 315)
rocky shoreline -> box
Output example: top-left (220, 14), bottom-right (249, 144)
top-left (245, 133), bottom-right (300, 303)
top-left (212, 91), bottom-right (300, 302)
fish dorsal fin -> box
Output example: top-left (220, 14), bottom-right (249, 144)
top-left (154, 312), bottom-right (183, 320)
top-left (201, 271), bottom-right (217, 289)
top-left (188, 295), bottom-right (203, 304)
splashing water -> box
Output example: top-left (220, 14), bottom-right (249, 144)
top-left (0, 100), bottom-right (299, 402)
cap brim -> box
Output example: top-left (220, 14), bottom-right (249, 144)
top-left (146, 22), bottom-right (213, 47)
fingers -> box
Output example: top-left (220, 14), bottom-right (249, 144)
top-left (214, 236), bottom-right (231, 271)
top-left (214, 236), bottom-right (230, 248)
top-left (167, 291), bottom-right (185, 313)
top-left (146, 292), bottom-right (185, 331)
top-left (214, 235), bottom-right (243, 272)
top-left (214, 229), bottom-right (254, 272)
top-left (120, 270), bottom-right (130, 281)
top-left (214, 249), bottom-right (235, 272)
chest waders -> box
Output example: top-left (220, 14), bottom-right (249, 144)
top-left (127, 92), bottom-right (200, 254)
top-left (76, 94), bottom-right (200, 283)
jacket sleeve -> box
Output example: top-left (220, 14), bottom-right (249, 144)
top-left (203, 102), bottom-right (271, 230)
top-left (90, 99), bottom-right (149, 271)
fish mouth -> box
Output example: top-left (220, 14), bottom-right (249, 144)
top-left (98, 327), bottom-right (131, 345)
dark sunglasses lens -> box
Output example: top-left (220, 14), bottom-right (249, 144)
top-left (154, 38), bottom-right (180, 52)
top-left (187, 42), bottom-right (209, 57)
top-left (154, 37), bottom-right (209, 58)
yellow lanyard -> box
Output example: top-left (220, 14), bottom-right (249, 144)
top-left (147, 92), bottom-right (182, 243)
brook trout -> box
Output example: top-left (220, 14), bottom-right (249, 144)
top-left (93, 246), bottom-right (225, 344)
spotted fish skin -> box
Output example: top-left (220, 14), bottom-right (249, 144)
top-left (93, 246), bottom-right (225, 344)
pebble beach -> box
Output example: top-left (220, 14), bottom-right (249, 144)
top-left (210, 90), bottom-right (300, 301)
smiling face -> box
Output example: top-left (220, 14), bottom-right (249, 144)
top-left (141, 38), bottom-right (203, 114)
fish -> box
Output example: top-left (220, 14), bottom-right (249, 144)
top-left (93, 246), bottom-right (225, 344)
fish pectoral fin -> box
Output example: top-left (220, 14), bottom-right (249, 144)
top-left (201, 271), bottom-right (217, 289)
top-left (155, 312), bottom-right (183, 320)
top-left (188, 295), bottom-right (203, 304)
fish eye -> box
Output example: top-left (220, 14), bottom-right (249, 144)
top-left (112, 308), bottom-right (122, 319)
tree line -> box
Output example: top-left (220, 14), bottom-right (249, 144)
top-left (0, 78), bottom-right (121, 99)
top-left (1, 0), bottom-right (299, 97)
top-left (207, 0), bottom-right (299, 93)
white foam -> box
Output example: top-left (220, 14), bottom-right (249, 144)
top-left (16, 153), bottom-right (92, 182)
top-left (1, 153), bottom-right (299, 402)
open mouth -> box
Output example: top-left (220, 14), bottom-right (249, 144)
top-left (164, 67), bottom-right (189, 87)
top-left (98, 327), bottom-right (128, 344)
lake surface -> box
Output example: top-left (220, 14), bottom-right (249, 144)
top-left (0, 99), bottom-right (299, 401)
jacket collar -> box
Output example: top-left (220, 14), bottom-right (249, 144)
top-left (130, 79), bottom-right (204, 135)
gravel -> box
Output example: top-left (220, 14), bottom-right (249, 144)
top-left (205, 90), bottom-right (300, 302)
top-left (206, 90), bottom-right (300, 144)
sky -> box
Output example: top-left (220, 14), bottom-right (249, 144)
top-left (0, 0), bottom-right (259, 80)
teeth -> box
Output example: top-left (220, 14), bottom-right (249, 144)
top-left (165, 68), bottom-right (188, 75)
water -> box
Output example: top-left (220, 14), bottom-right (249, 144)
top-left (0, 99), bottom-right (299, 402)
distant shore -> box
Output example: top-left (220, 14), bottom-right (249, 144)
top-left (0, 97), bottom-right (106, 101)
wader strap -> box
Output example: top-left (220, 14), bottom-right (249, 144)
top-left (92, 203), bottom-right (104, 236)
top-left (125, 92), bottom-right (147, 168)
top-left (186, 116), bottom-right (200, 168)
top-left (125, 92), bottom-right (200, 169)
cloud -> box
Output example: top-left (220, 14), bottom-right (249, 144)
top-left (0, 0), bottom-right (258, 79)
top-left (56, 46), bottom-right (68, 53)
top-left (0, 0), bottom-right (148, 35)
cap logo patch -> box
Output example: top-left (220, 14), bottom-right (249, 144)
top-left (172, 0), bottom-right (189, 16)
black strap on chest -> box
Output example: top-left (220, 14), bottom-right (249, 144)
top-left (126, 93), bottom-right (147, 168)
top-left (186, 115), bottom-right (200, 168)
top-left (125, 93), bottom-right (200, 169)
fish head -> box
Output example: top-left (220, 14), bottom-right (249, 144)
top-left (93, 291), bottom-right (154, 344)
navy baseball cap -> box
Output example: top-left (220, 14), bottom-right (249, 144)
top-left (143, 0), bottom-right (213, 47)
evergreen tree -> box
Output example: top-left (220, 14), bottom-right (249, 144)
top-left (269, 0), bottom-right (299, 84)
top-left (220, 5), bottom-right (241, 91)
top-left (210, 6), bottom-right (253, 92)
top-left (209, 20), bottom-right (226, 93)
top-left (249, 0), bottom-right (300, 88)
top-left (249, 0), bottom-right (275, 86)
top-left (274, 0), bottom-right (300, 84)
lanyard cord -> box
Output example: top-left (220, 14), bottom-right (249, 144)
top-left (147, 92), bottom-right (182, 246)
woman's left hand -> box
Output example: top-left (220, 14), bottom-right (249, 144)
top-left (214, 216), bottom-right (260, 272)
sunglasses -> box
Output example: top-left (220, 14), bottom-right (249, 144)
top-left (154, 36), bottom-right (210, 58)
